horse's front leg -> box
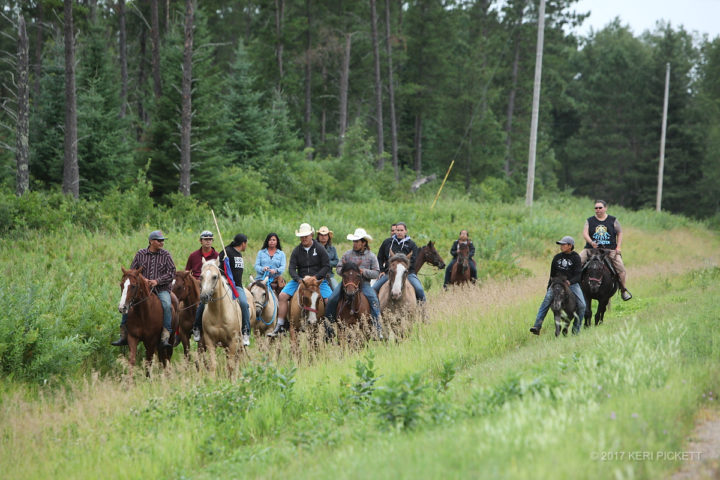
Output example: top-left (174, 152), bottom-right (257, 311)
top-left (554, 313), bottom-right (562, 337)
top-left (584, 296), bottom-right (593, 328)
top-left (144, 342), bottom-right (157, 377)
top-left (596, 299), bottom-right (608, 326)
top-left (127, 336), bottom-right (139, 368)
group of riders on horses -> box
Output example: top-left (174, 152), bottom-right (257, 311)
top-left (529, 199), bottom-right (633, 336)
top-left (110, 198), bottom-right (630, 347)
top-left (112, 221), bottom-right (460, 347)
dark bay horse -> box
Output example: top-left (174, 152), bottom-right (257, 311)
top-left (336, 262), bottom-right (373, 340)
top-left (172, 270), bottom-right (200, 357)
top-left (118, 267), bottom-right (178, 369)
top-left (581, 248), bottom-right (618, 327)
top-left (414, 241), bottom-right (446, 274)
top-left (549, 276), bottom-right (577, 337)
top-left (449, 242), bottom-right (471, 285)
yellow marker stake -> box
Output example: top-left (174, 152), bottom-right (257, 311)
top-left (431, 160), bottom-right (455, 210)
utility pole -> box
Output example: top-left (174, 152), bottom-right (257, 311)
top-left (525, 0), bottom-right (545, 207)
top-left (656, 63), bottom-right (670, 212)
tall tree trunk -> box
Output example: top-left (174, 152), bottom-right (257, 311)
top-left (136, 26), bottom-right (148, 138)
top-left (370, 0), bottom-right (384, 166)
top-left (413, 113), bottom-right (422, 177)
top-left (320, 62), bottom-right (327, 144)
top-left (275, 0), bottom-right (284, 87)
top-left (16, 14), bottom-right (29, 196)
top-left (384, 0), bottom-right (399, 180)
top-left (338, 33), bottom-right (352, 154)
top-left (179, 0), bottom-right (194, 196)
top-left (62, 0), bottom-right (79, 199)
top-left (303, 0), bottom-right (313, 157)
top-left (166, 0), bottom-right (171, 32)
top-left (32, 2), bottom-right (44, 99)
top-left (504, 39), bottom-right (520, 178)
top-left (150, 0), bottom-right (163, 98)
top-left (118, 0), bottom-right (128, 118)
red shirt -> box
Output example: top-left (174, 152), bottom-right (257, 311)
top-left (185, 247), bottom-right (219, 279)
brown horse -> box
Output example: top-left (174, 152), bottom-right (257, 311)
top-left (118, 267), bottom-right (178, 370)
top-left (335, 262), bottom-right (373, 341)
top-left (378, 252), bottom-right (417, 315)
top-left (248, 276), bottom-right (279, 336)
top-left (449, 242), bottom-right (471, 286)
top-left (414, 241), bottom-right (446, 274)
top-left (288, 276), bottom-right (325, 351)
top-left (172, 270), bottom-right (201, 357)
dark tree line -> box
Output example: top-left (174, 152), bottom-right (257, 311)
top-left (0, 0), bottom-right (718, 219)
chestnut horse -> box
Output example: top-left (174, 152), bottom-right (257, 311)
top-left (198, 259), bottom-right (255, 374)
top-left (288, 276), bottom-right (326, 351)
top-left (414, 241), bottom-right (446, 274)
top-left (378, 252), bottom-right (417, 315)
top-left (581, 248), bottom-right (618, 327)
top-left (118, 267), bottom-right (178, 369)
top-left (172, 270), bottom-right (201, 357)
top-left (449, 242), bottom-right (471, 285)
top-left (336, 262), bottom-right (373, 340)
top-left (248, 276), bottom-right (279, 336)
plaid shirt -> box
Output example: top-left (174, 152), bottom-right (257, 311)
top-left (337, 248), bottom-right (380, 281)
top-left (130, 248), bottom-right (176, 292)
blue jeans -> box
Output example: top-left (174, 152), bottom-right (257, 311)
top-left (443, 258), bottom-right (477, 286)
top-left (326, 282), bottom-right (381, 324)
top-left (532, 283), bottom-right (586, 333)
top-left (193, 288), bottom-right (250, 335)
top-left (121, 290), bottom-right (172, 332)
top-left (373, 273), bottom-right (426, 302)
top-left (281, 279), bottom-right (333, 299)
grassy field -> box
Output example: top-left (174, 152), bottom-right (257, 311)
top-left (1, 196), bottom-right (719, 479)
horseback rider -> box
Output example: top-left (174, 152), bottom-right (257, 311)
top-left (316, 226), bottom-right (339, 290)
top-left (112, 230), bottom-right (175, 348)
top-left (254, 232), bottom-right (287, 293)
top-left (217, 234), bottom-right (252, 347)
top-left (267, 223), bottom-right (332, 337)
top-left (187, 230), bottom-right (219, 343)
top-left (443, 229), bottom-right (478, 288)
top-left (325, 228), bottom-right (383, 337)
top-left (580, 200), bottom-right (632, 301)
top-left (530, 236), bottom-right (586, 335)
top-left (373, 222), bottom-right (426, 302)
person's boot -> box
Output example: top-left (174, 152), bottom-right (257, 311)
top-left (621, 288), bottom-right (633, 301)
top-left (267, 318), bottom-right (286, 337)
top-left (160, 328), bottom-right (172, 348)
top-left (192, 326), bottom-right (201, 342)
top-left (373, 317), bottom-right (385, 340)
top-left (242, 333), bottom-right (251, 346)
top-left (111, 325), bottom-right (128, 346)
top-left (529, 326), bottom-right (541, 335)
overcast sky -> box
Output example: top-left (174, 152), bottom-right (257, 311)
top-left (571, 0), bottom-right (720, 39)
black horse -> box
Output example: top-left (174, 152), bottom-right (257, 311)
top-left (550, 276), bottom-right (577, 337)
top-left (581, 248), bottom-right (618, 327)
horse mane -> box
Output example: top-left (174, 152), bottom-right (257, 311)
top-left (179, 270), bottom-right (200, 301)
top-left (126, 268), bottom-right (151, 298)
top-left (389, 252), bottom-right (410, 267)
top-left (342, 261), bottom-right (361, 274)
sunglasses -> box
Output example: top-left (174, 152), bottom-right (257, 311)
top-left (154, 239), bottom-right (165, 242)
top-left (594, 206), bottom-right (604, 209)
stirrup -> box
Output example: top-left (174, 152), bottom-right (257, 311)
top-left (621, 290), bottom-right (633, 301)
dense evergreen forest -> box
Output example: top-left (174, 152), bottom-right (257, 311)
top-left (0, 0), bottom-right (718, 220)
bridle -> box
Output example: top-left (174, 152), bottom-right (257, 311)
top-left (121, 273), bottom-right (153, 311)
top-left (252, 280), bottom-right (277, 325)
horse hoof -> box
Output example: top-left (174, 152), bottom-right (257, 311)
top-left (562, 328), bottom-right (568, 336)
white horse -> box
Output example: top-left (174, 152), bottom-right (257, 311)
top-left (198, 259), bottom-right (255, 373)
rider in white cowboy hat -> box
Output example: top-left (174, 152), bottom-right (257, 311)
top-left (325, 228), bottom-right (384, 337)
top-left (268, 223), bottom-right (332, 337)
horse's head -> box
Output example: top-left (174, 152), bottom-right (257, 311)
top-left (550, 276), bottom-right (570, 312)
top-left (199, 259), bottom-right (221, 304)
top-left (298, 276), bottom-right (322, 324)
top-left (584, 249), bottom-right (608, 293)
top-left (388, 253), bottom-right (410, 300)
top-left (341, 262), bottom-right (363, 297)
top-left (250, 278), bottom-right (269, 318)
top-left (173, 270), bottom-right (197, 302)
top-left (421, 241), bottom-right (446, 270)
top-left (119, 267), bottom-right (149, 314)
top-left (457, 243), bottom-right (470, 268)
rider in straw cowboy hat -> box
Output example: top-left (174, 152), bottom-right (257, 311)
top-left (267, 223), bottom-right (332, 337)
top-left (316, 226), bottom-right (339, 289)
top-left (325, 228), bottom-right (383, 337)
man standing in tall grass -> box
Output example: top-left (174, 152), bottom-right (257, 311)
top-left (580, 200), bottom-right (632, 301)
top-left (112, 230), bottom-right (176, 348)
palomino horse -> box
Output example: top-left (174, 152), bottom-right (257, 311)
top-left (118, 267), bottom-right (178, 369)
top-left (336, 262), bottom-right (374, 340)
top-left (581, 248), bottom-right (618, 327)
top-left (198, 259), bottom-right (255, 373)
top-left (449, 242), bottom-right (471, 286)
top-left (172, 270), bottom-right (201, 357)
top-left (248, 276), bottom-right (279, 336)
top-left (378, 252), bottom-right (417, 315)
top-left (413, 241), bottom-right (446, 274)
top-left (549, 276), bottom-right (578, 337)
top-left (288, 276), bottom-right (326, 351)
